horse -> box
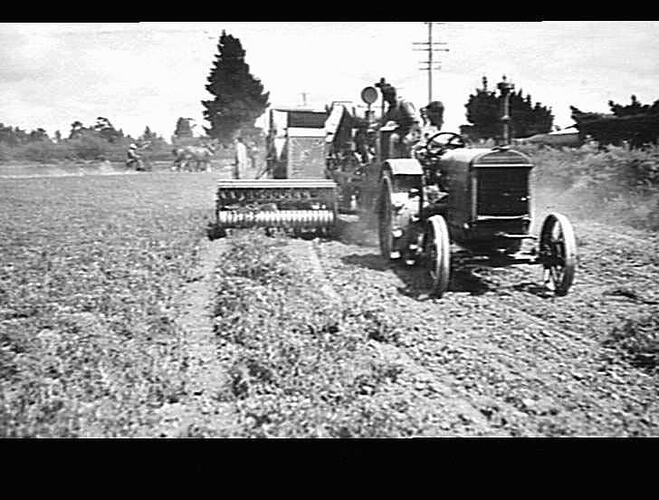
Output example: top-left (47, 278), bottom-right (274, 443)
top-left (172, 142), bottom-right (217, 172)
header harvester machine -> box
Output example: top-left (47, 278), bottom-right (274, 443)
top-left (356, 83), bottom-right (578, 298)
top-left (214, 102), bottom-right (379, 236)
top-left (214, 108), bottom-right (338, 236)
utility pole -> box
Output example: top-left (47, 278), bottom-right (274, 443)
top-left (413, 22), bottom-right (449, 103)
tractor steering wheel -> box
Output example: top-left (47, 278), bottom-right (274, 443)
top-left (423, 132), bottom-right (466, 156)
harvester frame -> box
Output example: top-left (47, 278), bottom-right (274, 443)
top-left (214, 108), bottom-right (339, 235)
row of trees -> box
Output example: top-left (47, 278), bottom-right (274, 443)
top-left (0, 117), bottom-right (173, 163)
top-left (0, 124), bottom-right (51, 146)
top-left (0, 111), bottom-right (255, 164)
top-left (571, 95), bottom-right (659, 148)
top-left (0, 30), bottom-right (270, 163)
top-left (1, 30), bottom-right (561, 163)
top-left (5, 27), bottom-right (656, 163)
top-left (459, 78), bottom-right (658, 149)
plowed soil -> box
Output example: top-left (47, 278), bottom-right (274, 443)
top-left (178, 191), bottom-right (659, 436)
top-left (302, 218), bottom-right (659, 435)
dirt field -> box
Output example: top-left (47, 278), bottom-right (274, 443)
top-left (183, 220), bottom-right (658, 436)
top-left (1, 164), bottom-right (658, 436)
top-left (291, 224), bottom-right (659, 436)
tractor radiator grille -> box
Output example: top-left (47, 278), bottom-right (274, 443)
top-left (476, 168), bottom-right (529, 216)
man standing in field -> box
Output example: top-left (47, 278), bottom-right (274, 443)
top-left (126, 143), bottom-right (141, 169)
top-left (233, 136), bottom-right (249, 179)
top-left (248, 141), bottom-right (259, 172)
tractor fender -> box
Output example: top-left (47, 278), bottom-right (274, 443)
top-left (382, 158), bottom-right (423, 177)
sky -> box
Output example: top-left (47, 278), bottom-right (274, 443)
top-left (1, 21), bottom-right (658, 140)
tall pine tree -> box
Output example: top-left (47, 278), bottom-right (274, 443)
top-left (202, 31), bottom-right (269, 144)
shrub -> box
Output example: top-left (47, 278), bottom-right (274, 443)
top-left (519, 143), bottom-right (659, 230)
top-left (524, 143), bottom-right (659, 195)
top-left (16, 141), bottom-right (70, 163)
top-left (66, 132), bottom-right (110, 160)
top-left (0, 143), bottom-right (13, 162)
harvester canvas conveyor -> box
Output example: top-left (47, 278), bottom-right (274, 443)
top-left (215, 178), bottom-right (338, 231)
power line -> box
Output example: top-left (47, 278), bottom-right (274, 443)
top-left (413, 22), bottom-right (449, 103)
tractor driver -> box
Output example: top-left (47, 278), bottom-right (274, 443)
top-left (416, 100), bottom-right (445, 149)
top-left (422, 100), bottom-right (445, 133)
top-left (414, 100), bottom-right (450, 199)
top-left (375, 80), bottom-right (421, 158)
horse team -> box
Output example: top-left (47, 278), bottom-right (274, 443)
top-left (129, 139), bottom-right (253, 174)
top-left (171, 142), bottom-right (216, 172)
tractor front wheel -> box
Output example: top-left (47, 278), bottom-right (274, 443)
top-left (425, 215), bottom-right (451, 298)
top-left (378, 175), bottom-right (397, 261)
top-left (539, 213), bottom-right (577, 296)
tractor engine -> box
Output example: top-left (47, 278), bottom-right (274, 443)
top-left (423, 146), bottom-right (533, 253)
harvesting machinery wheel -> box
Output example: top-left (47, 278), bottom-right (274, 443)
top-left (426, 215), bottom-right (451, 298)
top-left (539, 212), bottom-right (577, 296)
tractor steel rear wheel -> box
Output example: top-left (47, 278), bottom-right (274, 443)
top-left (539, 213), bottom-right (577, 296)
top-left (378, 176), bottom-right (396, 260)
top-left (426, 215), bottom-right (451, 298)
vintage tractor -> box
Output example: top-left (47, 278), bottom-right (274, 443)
top-left (370, 90), bottom-right (577, 297)
top-left (214, 108), bottom-right (338, 235)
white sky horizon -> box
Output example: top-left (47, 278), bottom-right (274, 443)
top-left (1, 21), bottom-right (658, 140)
